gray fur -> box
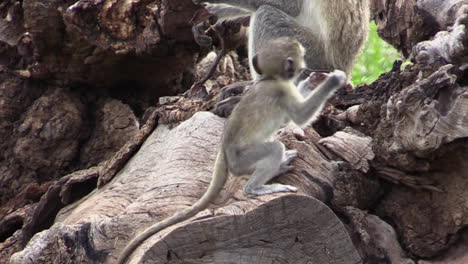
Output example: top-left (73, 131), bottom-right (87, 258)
top-left (197, 0), bottom-right (370, 79)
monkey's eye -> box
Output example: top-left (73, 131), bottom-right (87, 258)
top-left (283, 57), bottom-right (295, 78)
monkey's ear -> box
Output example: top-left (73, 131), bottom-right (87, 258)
top-left (283, 57), bottom-right (295, 79)
top-left (252, 55), bottom-right (263, 75)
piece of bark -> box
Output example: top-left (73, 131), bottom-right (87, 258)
top-left (353, 62), bottom-right (468, 173)
top-left (384, 65), bottom-right (467, 157)
top-left (80, 99), bottom-right (140, 168)
top-left (1, 0), bottom-right (202, 98)
top-left (418, 228), bottom-right (468, 264)
top-left (10, 112), bottom-right (360, 264)
top-left (0, 204), bottom-right (36, 263)
top-left (280, 125), bottom-right (382, 207)
top-left (11, 87), bottom-right (85, 177)
top-left (156, 50), bottom-right (250, 125)
top-left (319, 127), bottom-right (375, 173)
top-left (370, 0), bottom-right (466, 57)
top-left (413, 9), bottom-right (467, 75)
top-left (328, 161), bottom-right (382, 211)
top-left (377, 140), bottom-right (468, 258)
top-left (344, 207), bottom-right (415, 264)
top-left (314, 127), bottom-right (382, 211)
top-left (0, 78), bottom-right (141, 212)
top-left (97, 107), bottom-right (160, 187)
top-left (0, 107), bottom-right (157, 262)
top-left (335, 2), bottom-right (468, 261)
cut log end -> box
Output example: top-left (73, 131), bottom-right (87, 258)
top-left (126, 195), bottom-right (361, 264)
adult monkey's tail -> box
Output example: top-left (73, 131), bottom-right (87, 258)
top-left (116, 151), bottom-right (228, 264)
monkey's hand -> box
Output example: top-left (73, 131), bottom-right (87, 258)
top-left (192, 22), bottom-right (213, 47)
top-left (214, 81), bottom-right (253, 117)
top-left (190, 5), bottom-right (218, 47)
top-left (278, 123), bottom-right (305, 140)
top-left (193, 0), bottom-right (219, 3)
top-left (215, 96), bottom-right (242, 118)
top-left (325, 70), bottom-right (347, 90)
top-left (297, 71), bottom-right (328, 97)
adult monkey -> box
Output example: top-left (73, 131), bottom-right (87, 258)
top-left (192, 0), bottom-right (370, 116)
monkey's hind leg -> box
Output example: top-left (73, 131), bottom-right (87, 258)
top-left (278, 150), bottom-right (297, 174)
top-left (238, 141), bottom-right (298, 196)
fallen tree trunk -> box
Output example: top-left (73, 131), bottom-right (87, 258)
top-left (9, 112), bottom-right (361, 264)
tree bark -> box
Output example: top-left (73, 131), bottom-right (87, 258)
top-left (8, 112), bottom-right (361, 264)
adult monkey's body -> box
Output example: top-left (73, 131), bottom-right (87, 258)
top-left (116, 38), bottom-right (347, 264)
top-left (193, 0), bottom-right (369, 116)
top-left (195, 0), bottom-right (370, 78)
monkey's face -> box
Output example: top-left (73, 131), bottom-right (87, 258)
top-left (282, 56), bottom-right (305, 79)
top-left (253, 37), bottom-right (306, 80)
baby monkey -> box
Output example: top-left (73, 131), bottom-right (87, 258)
top-left (116, 37), bottom-right (346, 264)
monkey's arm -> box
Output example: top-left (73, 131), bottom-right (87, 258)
top-left (206, 4), bottom-right (251, 22)
top-left (282, 70), bottom-right (346, 126)
top-left (195, 0), bottom-right (303, 16)
top-left (296, 71), bottom-right (329, 97)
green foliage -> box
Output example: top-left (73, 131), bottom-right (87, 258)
top-left (351, 22), bottom-right (401, 86)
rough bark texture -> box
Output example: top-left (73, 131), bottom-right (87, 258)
top-left (9, 112), bottom-right (361, 264)
top-left (361, 0), bottom-right (468, 259)
top-left (0, 0), bottom-right (210, 262)
top-left (1, 0), bottom-right (202, 92)
top-left (0, 0), bottom-right (467, 263)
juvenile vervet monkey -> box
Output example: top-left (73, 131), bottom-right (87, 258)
top-left (116, 38), bottom-right (346, 264)
top-left (193, 0), bottom-right (370, 79)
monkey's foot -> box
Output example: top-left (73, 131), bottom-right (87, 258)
top-left (278, 123), bottom-right (305, 140)
top-left (284, 150), bottom-right (298, 162)
top-left (277, 165), bottom-right (294, 176)
top-left (246, 183), bottom-right (298, 196)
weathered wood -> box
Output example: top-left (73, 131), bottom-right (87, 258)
top-left (319, 127), bottom-right (374, 173)
top-left (376, 142), bottom-right (468, 258)
top-left (347, 1), bottom-right (468, 259)
top-left (343, 207), bottom-right (415, 264)
top-left (156, 51), bottom-right (251, 125)
top-left (0, 1), bottom-right (208, 262)
top-left (371, 0), bottom-right (467, 57)
top-left (383, 65), bottom-right (466, 157)
top-left (97, 107), bottom-right (157, 187)
top-left (136, 195), bottom-right (360, 264)
top-left (10, 112), bottom-right (360, 264)
top-left (418, 229), bottom-right (468, 264)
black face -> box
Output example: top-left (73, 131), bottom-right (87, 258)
top-left (252, 55), bottom-right (263, 75)
top-left (282, 57), bottom-right (296, 79)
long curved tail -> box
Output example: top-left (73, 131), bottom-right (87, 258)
top-left (116, 151), bottom-right (228, 264)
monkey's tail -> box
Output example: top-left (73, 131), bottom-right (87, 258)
top-left (116, 151), bottom-right (228, 264)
